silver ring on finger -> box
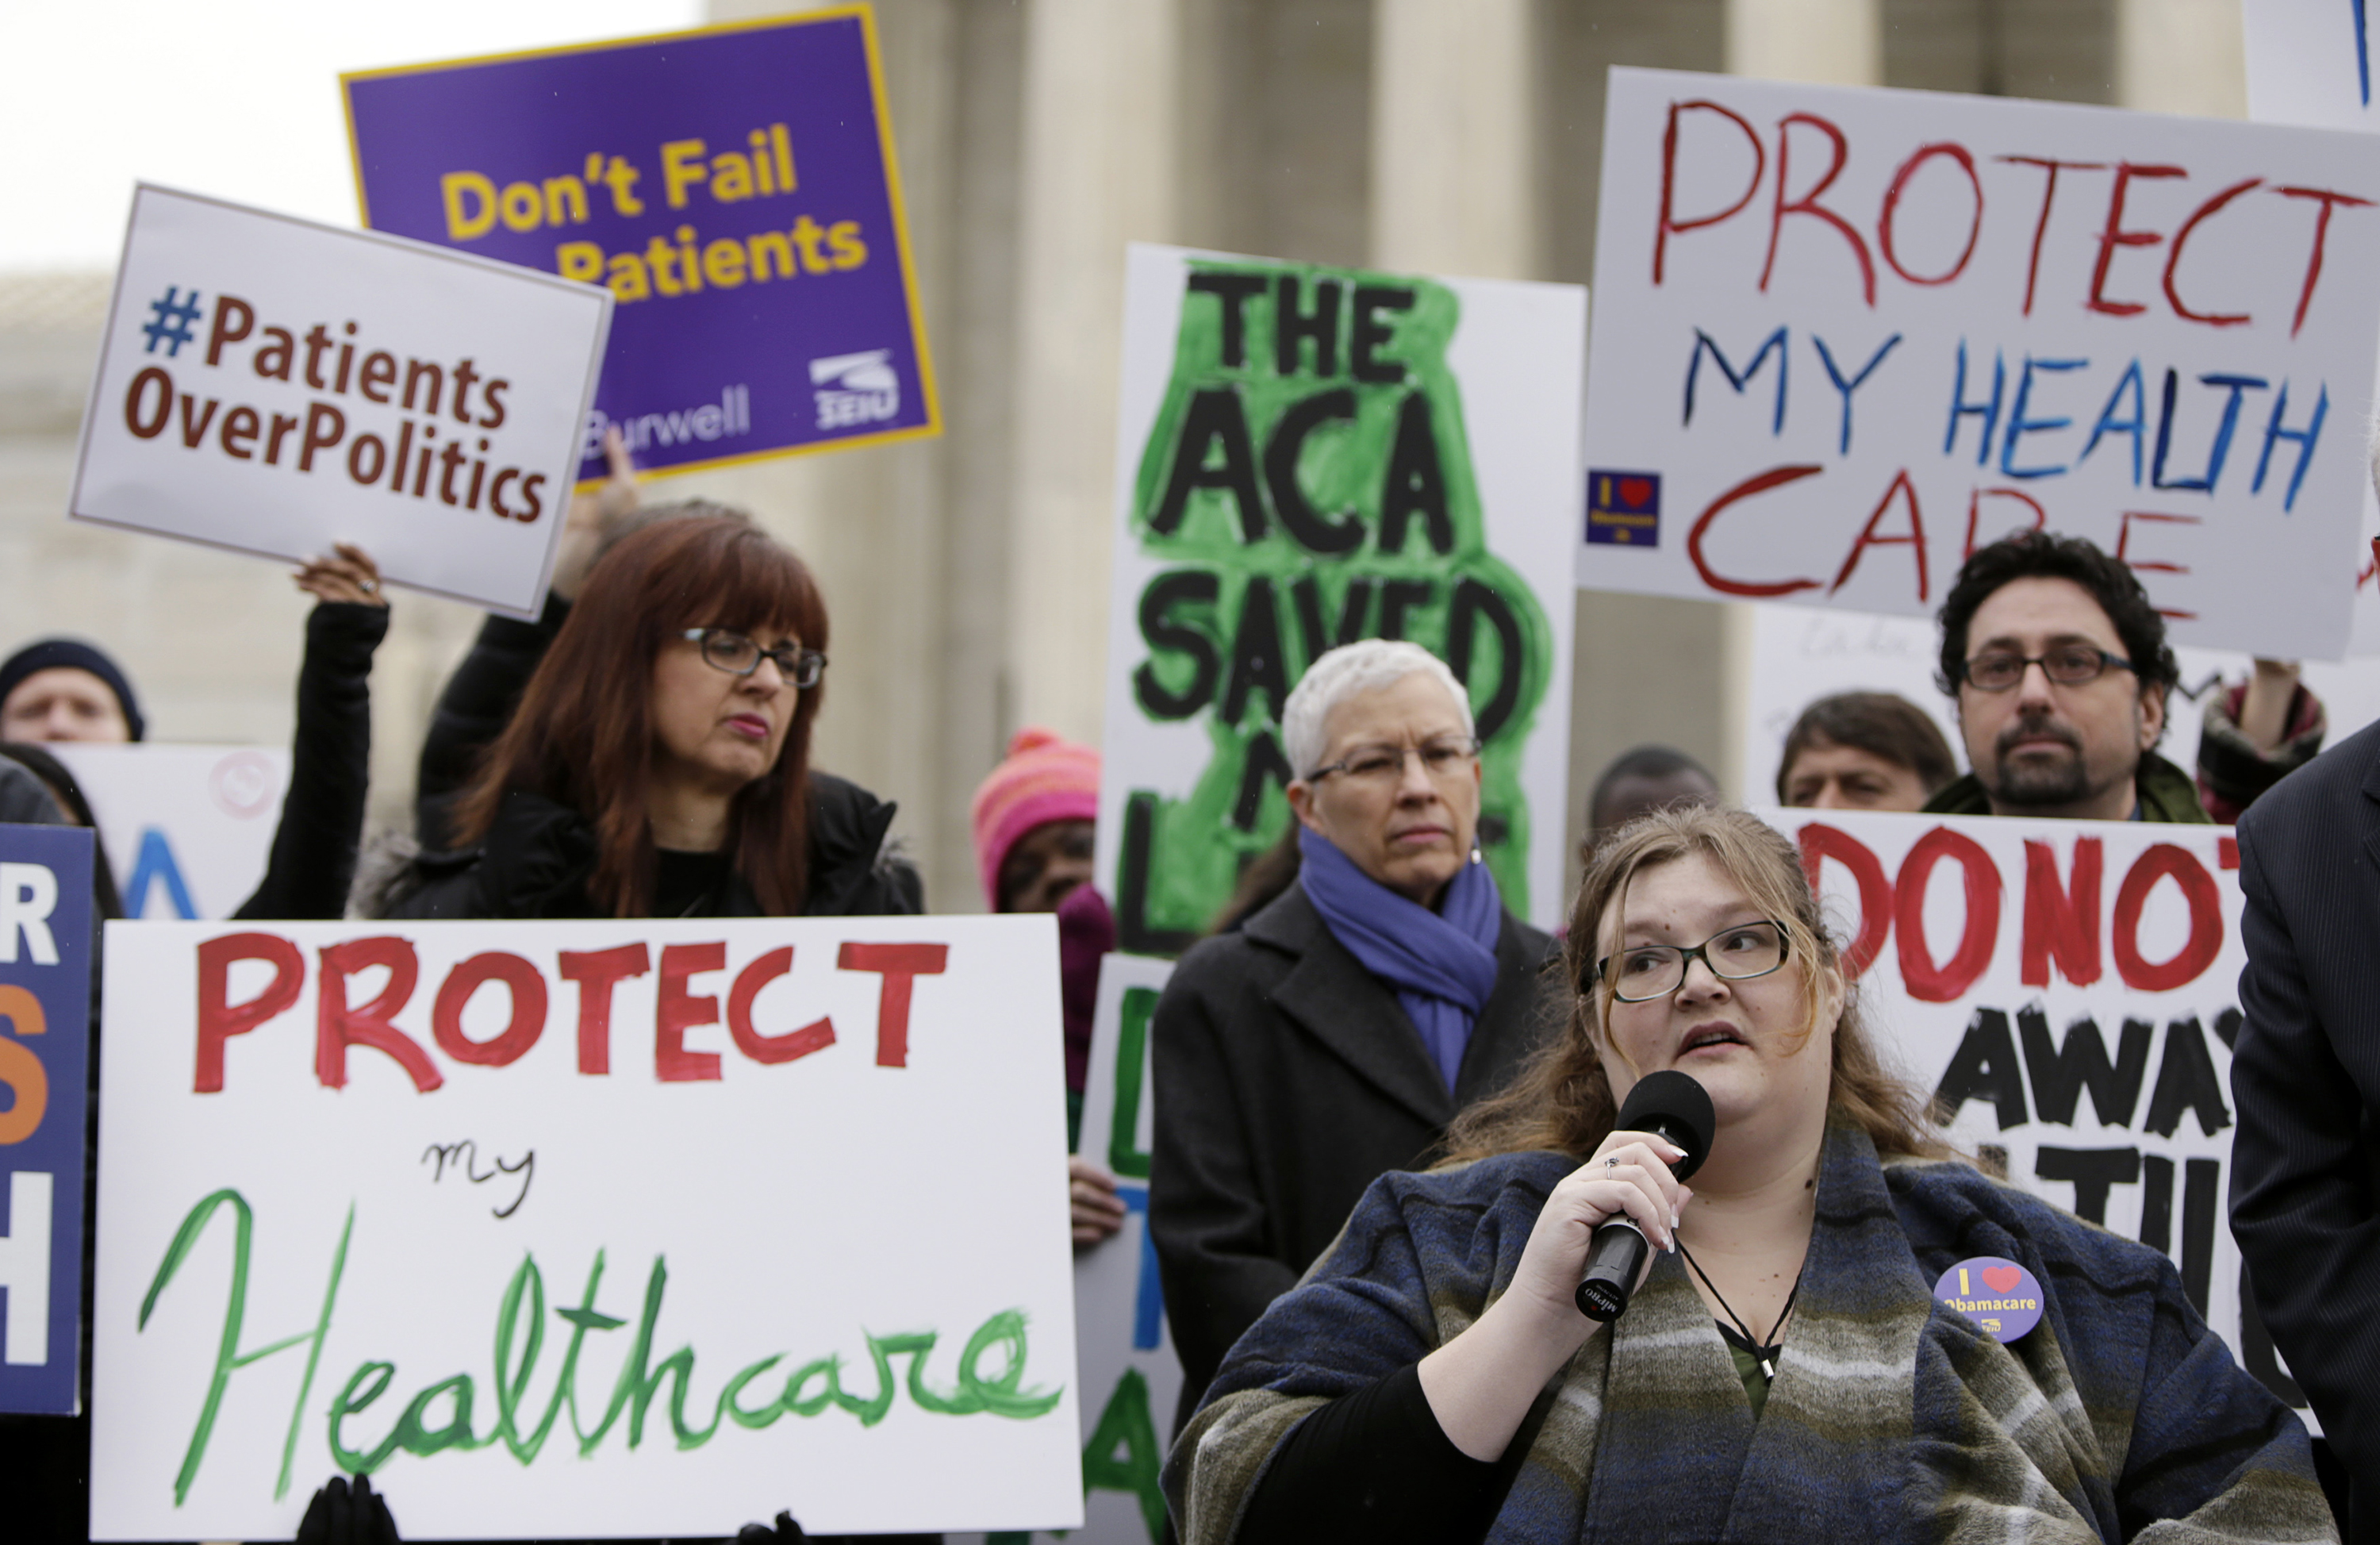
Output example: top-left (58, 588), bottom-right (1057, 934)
top-left (1606, 1156), bottom-right (1618, 1172)
top-left (360, 580), bottom-right (379, 594)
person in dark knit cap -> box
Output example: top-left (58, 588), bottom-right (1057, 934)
top-left (0, 638), bottom-right (147, 743)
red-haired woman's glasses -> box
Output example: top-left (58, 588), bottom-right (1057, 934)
top-left (679, 628), bottom-right (826, 688)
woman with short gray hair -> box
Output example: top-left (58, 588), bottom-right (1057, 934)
top-left (1150, 638), bottom-right (1560, 1435)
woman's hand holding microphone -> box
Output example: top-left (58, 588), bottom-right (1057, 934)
top-left (1417, 1128), bottom-right (1692, 1462)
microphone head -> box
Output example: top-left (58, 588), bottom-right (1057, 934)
top-left (1613, 1070), bottom-right (1717, 1182)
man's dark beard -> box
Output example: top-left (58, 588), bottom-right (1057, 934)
top-left (1983, 713), bottom-right (2097, 808)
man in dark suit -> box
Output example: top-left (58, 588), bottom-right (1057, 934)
top-left (1150, 641), bottom-right (1557, 1432)
top-left (2230, 716), bottom-right (2380, 1539)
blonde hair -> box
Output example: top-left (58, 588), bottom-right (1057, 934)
top-left (1441, 805), bottom-right (1956, 1165)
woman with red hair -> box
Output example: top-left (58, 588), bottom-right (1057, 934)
top-left (382, 509), bottom-right (919, 920)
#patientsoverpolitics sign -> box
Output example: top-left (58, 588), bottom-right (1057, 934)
top-left (71, 186), bottom-right (610, 621)
top-left (1097, 244), bottom-right (1583, 947)
top-left (90, 916), bottom-right (1082, 1540)
top-left (1772, 808), bottom-right (2313, 1426)
top-left (344, 7), bottom-right (939, 481)
top-left (1580, 68), bottom-right (2380, 660)
top-left (0, 824), bottom-right (94, 1416)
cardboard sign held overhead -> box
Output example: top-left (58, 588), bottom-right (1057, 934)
top-left (1580, 68), bottom-right (2380, 660)
top-left (344, 6), bottom-right (939, 481)
top-left (71, 186), bottom-right (610, 620)
top-left (1098, 244), bottom-right (1583, 945)
top-left (0, 824), bottom-right (94, 1416)
top-left (90, 914), bottom-right (1081, 1539)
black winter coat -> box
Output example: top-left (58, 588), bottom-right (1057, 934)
top-left (1148, 882), bottom-right (1560, 1432)
top-left (380, 773), bottom-right (922, 920)
top-left (235, 600), bottom-right (387, 920)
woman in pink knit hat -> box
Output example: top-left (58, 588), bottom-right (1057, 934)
top-left (972, 725), bottom-right (1100, 912)
top-left (973, 727), bottom-right (1126, 1247)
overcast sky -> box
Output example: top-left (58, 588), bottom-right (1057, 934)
top-left (1, 0), bottom-right (700, 270)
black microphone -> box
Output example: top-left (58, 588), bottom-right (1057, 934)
top-left (1575, 1070), bottom-right (1717, 1321)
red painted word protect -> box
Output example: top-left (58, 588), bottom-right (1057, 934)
top-left (191, 933), bottom-right (948, 1093)
top-left (1655, 99), bottom-right (2370, 330)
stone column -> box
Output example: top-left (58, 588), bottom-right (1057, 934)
top-left (1726, 0), bottom-right (1881, 86)
top-left (2115, 0), bottom-right (2247, 117)
top-left (1007, 0), bottom-right (1184, 745)
top-left (690, 0), bottom-right (981, 906)
top-left (1368, 0), bottom-right (1539, 277)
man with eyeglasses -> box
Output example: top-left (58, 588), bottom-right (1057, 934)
top-left (1921, 529), bottom-right (2209, 824)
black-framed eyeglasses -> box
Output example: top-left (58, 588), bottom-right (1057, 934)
top-left (678, 628), bottom-right (827, 688)
top-left (1958, 645), bottom-right (2135, 693)
top-left (1592, 920), bottom-right (1791, 1003)
top-left (1302, 735), bottom-right (1480, 786)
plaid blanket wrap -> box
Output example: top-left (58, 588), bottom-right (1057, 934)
top-left (1166, 1125), bottom-right (2332, 1543)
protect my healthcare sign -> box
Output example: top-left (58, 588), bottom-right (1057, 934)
top-left (1580, 68), bottom-right (2380, 660)
top-left (90, 915), bottom-right (1081, 1539)
top-left (344, 6), bottom-right (939, 481)
top-left (70, 186), bottom-right (611, 621)
top-left (0, 824), bottom-right (94, 1416)
top-left (1097, 244), bottom-right (1583, 948)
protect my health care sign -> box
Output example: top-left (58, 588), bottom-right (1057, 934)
top-left (1096, 244), bottom-right (1582, 946)
top-left (1580, 68), bottom-right (2380, 659)
top-left (70, 185), bottom-right (611, 621)
top-left (89, 916), bottom-right (1082, 1539)
top-left (344, 6), bottom-right (939, 481)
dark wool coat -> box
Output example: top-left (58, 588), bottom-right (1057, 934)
top-left (1170, 1128), bottom-right (2332, 1545)
top-left (2232, 715), bottom-right (2380, 1541)
top-left (1149, 882), bottom-right (1560, 1432)
top-left (381, 773), bottom-right (922, 920)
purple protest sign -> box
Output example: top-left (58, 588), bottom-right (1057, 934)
top-left (343, 7), bottom-right (938, 481)
top-left (0, 823), bottom-right (94, 1416)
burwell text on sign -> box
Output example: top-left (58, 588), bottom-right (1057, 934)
top-left (344, 7), bottom-right (939, 481)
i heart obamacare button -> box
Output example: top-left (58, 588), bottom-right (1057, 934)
top-left (1933, 1256), bottom-right (2044, 1341)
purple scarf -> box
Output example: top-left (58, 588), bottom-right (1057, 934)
top-left (1296, 827), bottom-right (1503, 1092)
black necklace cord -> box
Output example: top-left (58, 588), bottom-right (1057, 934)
top-left (1677, 1239), bottom-right (1803, 1380)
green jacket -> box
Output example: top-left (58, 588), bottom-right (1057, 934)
top-left (1921, 750), bottom-right (2212, 823)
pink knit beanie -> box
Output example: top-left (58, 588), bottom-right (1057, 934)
top-left (971, 727), bottom-right (1101, 909)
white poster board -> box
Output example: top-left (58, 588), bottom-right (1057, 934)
top-left (91, 915), bottom-right (1084, 1539)
top-left (1739, 601), bottom-right (2380, 807)
top-left (1580, 68), bottom-right (2380, 660)
top-left (1099, 244), bottom-right (1583, 946)
top-left (2245, 0), bottom-right (2380, 130)
top-left (48, 743), bottom-right (289, 920)
top-left (71, 186), bottom-right (612, 620)
top-left (955, 952), bottom-right (1183, 1545)
top-left (1771, 807), bottom-right (2314, 1429)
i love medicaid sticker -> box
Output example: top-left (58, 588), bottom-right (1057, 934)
top-left (1933, 1256), bottom-right (2044, 1342)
